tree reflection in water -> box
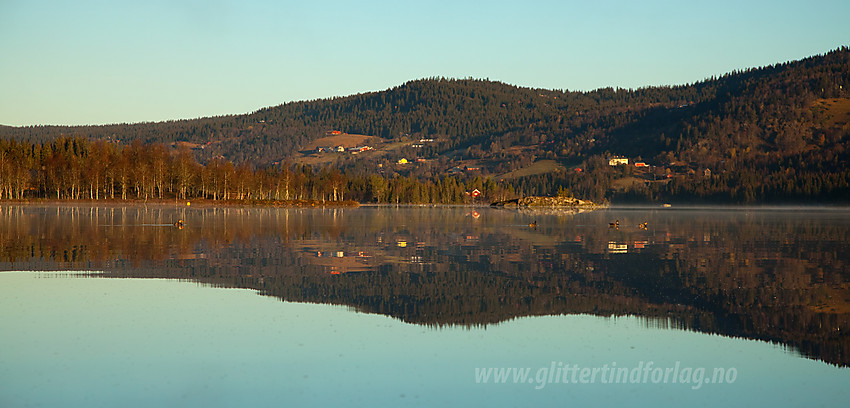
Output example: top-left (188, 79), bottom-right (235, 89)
top-left (1, 205), bottom-right (848, 366)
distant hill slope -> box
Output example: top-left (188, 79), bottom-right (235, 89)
top-left (1, 47), bottom-right (848, 201)
top-left (0, 75), bottom-right (706, 163)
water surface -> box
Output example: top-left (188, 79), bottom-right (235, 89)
top-left (1, 205), bottom-right (848, 407)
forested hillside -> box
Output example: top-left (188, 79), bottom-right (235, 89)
top-left (1, 47), bottom-right (848, 203)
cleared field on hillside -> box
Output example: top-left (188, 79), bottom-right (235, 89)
top-left (495, 160), bottom-right (565, 180)
top-left (812, 98), bottom-right (850, 127)
top-left (295, 133), bottom-right (390, 165)
top-left (304, 134), bottom-right (381, 150)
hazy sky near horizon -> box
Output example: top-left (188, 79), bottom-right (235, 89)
top-left (1, 0), bottom-right (848, 126)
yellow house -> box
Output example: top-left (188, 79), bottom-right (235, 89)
top-left (397, 158), bottom-right (409, 164)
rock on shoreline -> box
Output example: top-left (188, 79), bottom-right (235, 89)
top-left (490, 196), bottom-right (603, 208)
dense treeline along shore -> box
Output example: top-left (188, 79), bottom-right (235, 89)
top-left (2, 47), bottom-right (849, 204)
top-left (0, 137), bottom-right (520, 204)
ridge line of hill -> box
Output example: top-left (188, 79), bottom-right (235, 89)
top-left (1, 46), bottom-right (848, 203)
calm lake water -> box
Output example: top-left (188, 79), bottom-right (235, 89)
top-left (1, 205), bottom-right (848, 407)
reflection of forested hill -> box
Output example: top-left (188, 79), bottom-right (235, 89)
top-left (1, 206), bottom-right (848, 366)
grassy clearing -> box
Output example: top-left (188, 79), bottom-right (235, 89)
top-left (303, 134), bottom-right (380, 150)
top-left (812, 98), bottom-right (850, 127)
top-left (611, 176), bottom-right (646, 190)
top-left (495, 160), bottom-right (565, 180)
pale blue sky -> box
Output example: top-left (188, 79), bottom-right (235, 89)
top-left (1, 0), bottom-right (848, 126)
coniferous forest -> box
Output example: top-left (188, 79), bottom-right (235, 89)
top-left (1, 47), bottom-right (849, 204)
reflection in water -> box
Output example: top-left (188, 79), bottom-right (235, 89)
top-left (1, 204), bottom-right (849, 366)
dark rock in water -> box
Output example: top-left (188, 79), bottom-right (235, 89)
top-left (490, 196), bottom-right (602, 208)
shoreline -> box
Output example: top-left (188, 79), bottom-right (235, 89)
top-left (0, 198), bottom-right (360, 208)
top-left (2, 200), bottom-right (849, 211)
